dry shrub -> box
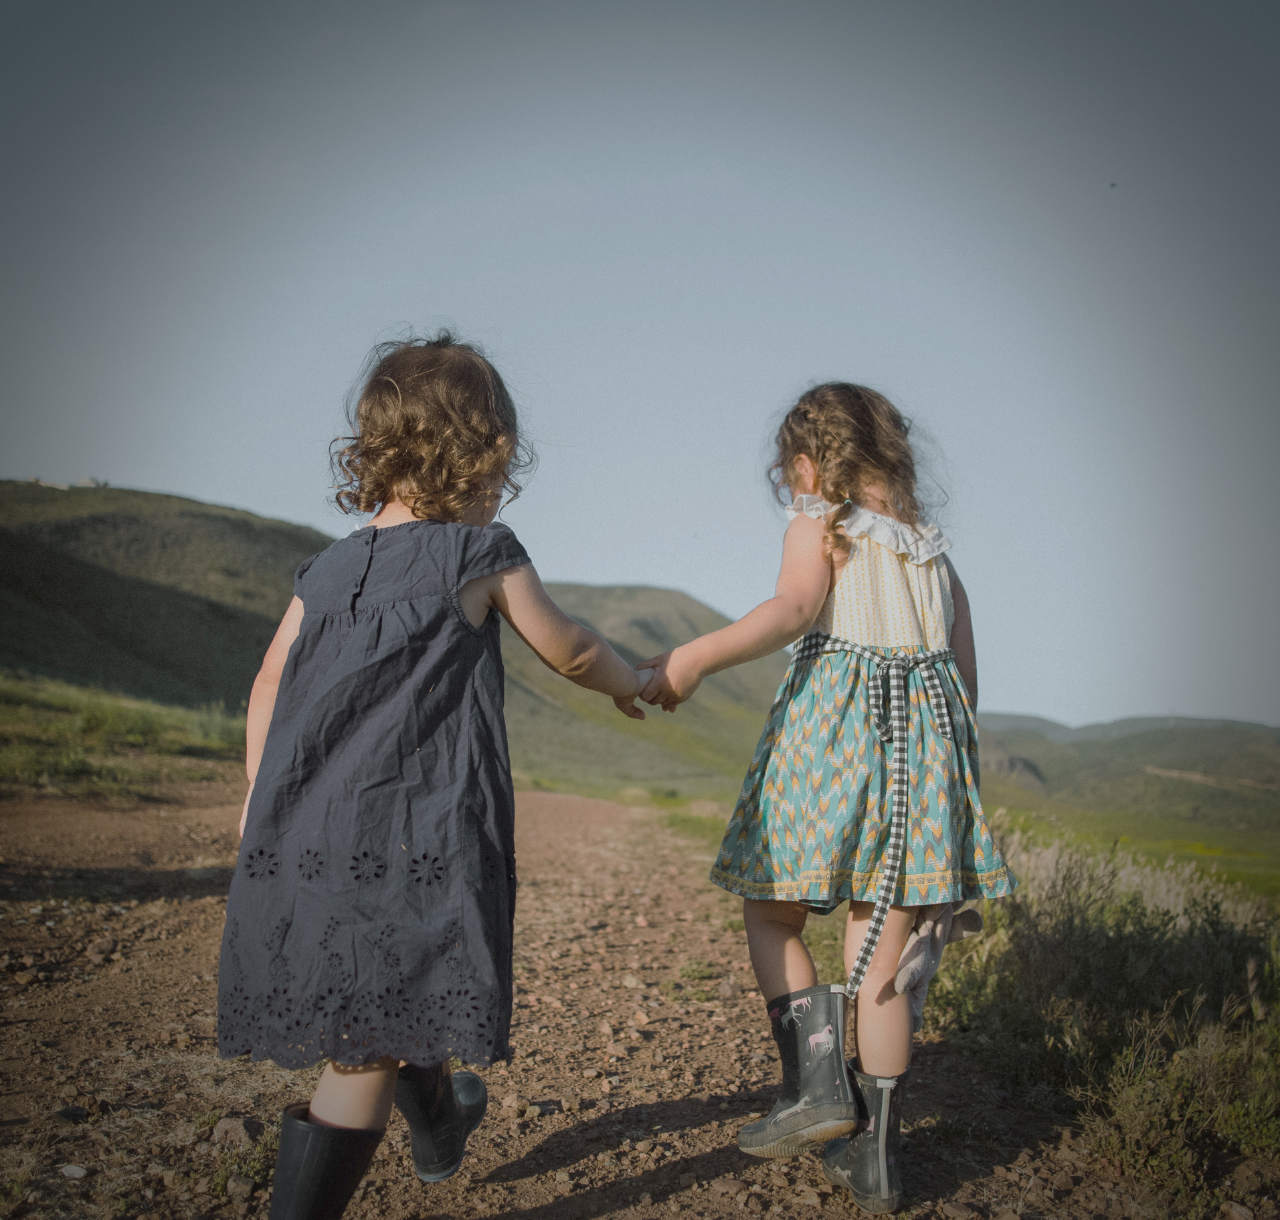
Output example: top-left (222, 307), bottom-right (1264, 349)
top-left (928, 833), bottom-right (1279, 1211)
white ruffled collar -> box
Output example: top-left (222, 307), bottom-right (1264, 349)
top-left (784, 495), bottom-right (950, 563)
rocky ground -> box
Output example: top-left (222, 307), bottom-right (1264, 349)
top-left (0, 779), bottom-right (1253, 1219)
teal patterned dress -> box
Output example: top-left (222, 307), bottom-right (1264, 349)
top-left (709, 501), bottom-right (1015, 912)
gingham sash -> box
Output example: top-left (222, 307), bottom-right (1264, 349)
top-left (790, 632), bottom-right (956, 999)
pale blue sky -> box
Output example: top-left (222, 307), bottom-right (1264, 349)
top-left (3, 1), bottom-right (1278, 726)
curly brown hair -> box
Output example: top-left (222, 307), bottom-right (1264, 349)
top-left (770, 382), bottom-right (921, 556)
top-left (331, 332), bottom-right (533, 520)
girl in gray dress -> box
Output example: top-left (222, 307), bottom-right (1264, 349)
top-left (217, 333), bottom-right (649, 1219)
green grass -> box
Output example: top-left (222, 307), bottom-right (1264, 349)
top-left (983, 775), bottom-right (1280, 902)
top-left (0, 672), bottom-right (243, 801)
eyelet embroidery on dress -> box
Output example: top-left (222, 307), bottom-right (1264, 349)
top-left (407, 851), bottom-right (446, 885)
top-left (297, 848), bottom-right (325, 881)
top-left (319, 917), bottom-right (341, 950)
top-left (243, 847), bottom-right (280, 879)
top-left (264, 918), bottom-right (290, 954)
top-left (348, 851), bottom-right (387, 883)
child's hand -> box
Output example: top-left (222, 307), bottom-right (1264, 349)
top-left (613, 667), bottom-right (654, 721)
top-left (638, 647), bottom-right (703, 712)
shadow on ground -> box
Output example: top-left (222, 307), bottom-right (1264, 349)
top-left (469, 1063), bottom-right (1065, 1219)
top-left (0, 863), bottom-right (233, 902)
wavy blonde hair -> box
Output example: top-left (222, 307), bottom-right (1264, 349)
top-left (771, 382), bottom-right (920, 555)
top-left (332, 332), bottom-right (533, 520)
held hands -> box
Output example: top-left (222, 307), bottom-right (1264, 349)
top-left (636, 646), bottom-right (703, 713)
top-left (612, 667), bottom-right (656, 720)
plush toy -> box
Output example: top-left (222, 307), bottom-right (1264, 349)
top-left (894, 903), bottom-right (984, 1031)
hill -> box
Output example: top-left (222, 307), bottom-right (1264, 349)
top-left (978, 711), bottom-right (1280, 896)
top-left (0, 480), bottom-right (784, 799)
top-left (979, 713), bottom-right (1280, 833)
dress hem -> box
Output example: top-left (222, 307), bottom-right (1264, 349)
top-left (709, 864), bottom-right (1016, 907)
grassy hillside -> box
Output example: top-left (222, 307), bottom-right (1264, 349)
top-left (1, 481), bottom-right (330, 618)
top-left (0, 480), bottom-right (784, 801)
top-left (978, 712), bottom-right (1280, 897)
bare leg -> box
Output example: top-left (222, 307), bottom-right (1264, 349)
top-left (843, 903), bottom-right (915, 1076)
top-left (744, 898), bottom-right (818, 1000)
top-left (309, 1056), bottom-right (399, 1130)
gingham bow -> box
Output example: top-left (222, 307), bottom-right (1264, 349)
top-left (869, 651), bottom-right (955, 744)
top-left (790, 633), bottom-right (958, 1000)
top-left (792, 634), bottom-right (955, 742)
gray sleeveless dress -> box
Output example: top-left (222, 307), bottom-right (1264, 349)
top-left (217, 519), bottom-right (529, 1069)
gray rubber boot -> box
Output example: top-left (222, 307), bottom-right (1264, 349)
top-left (394, 1062), bottom-right (487, 1182)
top-left (821, 1068), bottom-right (906, 1213)
top-left (738, 983), bottom-right (861, 1158)
top-left (268, 1103), bottom-right (382, 1220)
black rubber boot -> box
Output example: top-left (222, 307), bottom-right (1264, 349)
top-left (267, 1103), bottom-right (382, 1220)
top-left (394, 1062), bottom-right (488, 1182)
top-left (822, 1068), bottom-right (906, 1213)
top-left (738, 983), bottom-right (861, 1158)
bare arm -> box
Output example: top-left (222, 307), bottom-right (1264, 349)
top-left (240, 595), bottom-right (305, 835)
top-left (640, 514), bottom-right (831, 709)
top-left (481, 563), bottom-right (646, 716)
top-left (947, 562), bottom-right (978, 710)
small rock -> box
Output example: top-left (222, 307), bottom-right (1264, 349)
top-left (213, 1115), bottom-right (265, 1147)
top-left (712, 1178), bottom-right (747, 1197)
top-left (795, 1187), bottom-right (821, 1207)
top-left (59, 1164), bottom-right (88, 1180)
top-left (634, 915), bottom-right (649, 927)
top-left (634, 1139), bottom-right (653, 1154)
top-left (500, 1093), bottom-right (521, 1112)
top-left (1219, 1204), bottom-right (1254, 1220)
top-left (57, 1083), bottom-right (79, 1101)
top-left (12, 971), bottom-right (37, 986)
top-left (582, 1068), bottom-right (601, 1079)
top-left (522, 1103), bottom-right (541, 1119)
top-left (170, 1121), bottom-right (197, 1147)
top-left (620, 973), bottom-right (641, 989)
top-left (942, 1203), bottom-right (977, 1219)
top-left (554, 1170), bottom-right (571, 1183)
top-left (717, 977), bottom-right (738, 999)
top-left (225, 1174), bottom-right (255, 1201)
top-left (633, 1009), bottom-right (649, 1026)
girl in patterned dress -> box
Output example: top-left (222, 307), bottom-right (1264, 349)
top-left (640, 383), bottom-right (1014, 1212)
top-left (219, 333), bottom-right (652, 1220)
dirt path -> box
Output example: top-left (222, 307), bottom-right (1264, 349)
top-left (1, 785), bottom-right (1144, 1219)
